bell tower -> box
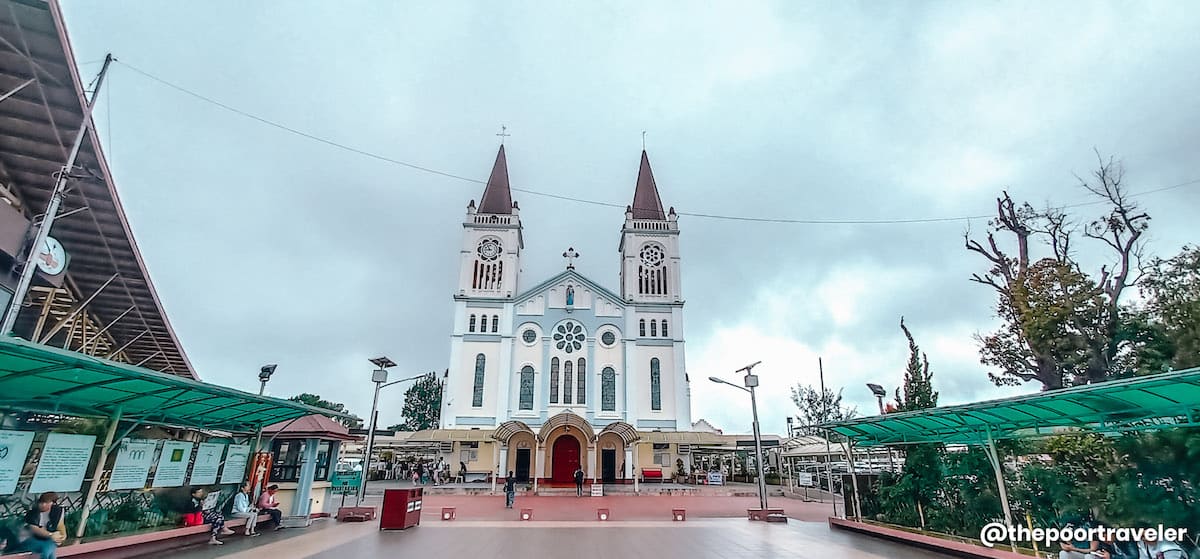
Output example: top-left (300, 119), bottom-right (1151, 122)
top-left (458, 145), bottom-right (523, 299)
top-left (619, 150), bottom-right (680, 303)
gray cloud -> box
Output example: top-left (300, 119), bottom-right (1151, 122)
top-left (60, 0), bottom-right (1200, 430)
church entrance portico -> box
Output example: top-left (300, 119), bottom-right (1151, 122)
top-left (551, 435), bottom-right (581, 483)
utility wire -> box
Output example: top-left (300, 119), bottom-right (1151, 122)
top-left (115, 60), bottom-right (1200, 225)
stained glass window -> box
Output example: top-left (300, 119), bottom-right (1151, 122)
top-left (577, 358), bottom-right (586, 404)
top-left (550, 357), bottom-right (560, 404)
top-left (519, 366), bottom-right (534, 410)
top-left (522, 329), bottom-right (537, 343)
top-left (473, 354), bottom-right (486, 407)
top-left (639, 319), bottom-right (646, 337)
top-left (563, 360), bottom-right (574, 404)
top-left (661, 320), bottom-right (668, 337)
top-left (491, 315), bottom-right (499, 333)
top-left (469, 315), bottom-right (476, 332)
top-left (650, 358), bottom-right (661, 411)
top-left (601, 367), bottom-right (616, 412)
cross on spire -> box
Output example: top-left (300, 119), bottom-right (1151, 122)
top-left (562, 247), bottom-right (580, 269)
top-left (496, 125), bottom-right (511, 145)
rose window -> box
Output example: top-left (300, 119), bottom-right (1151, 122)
top-left (553, 322), bottom-right (584, 353)
top-left (639, 244), bottom-right (665, 268)
top-left (477, 238), bottom-right (502, 261)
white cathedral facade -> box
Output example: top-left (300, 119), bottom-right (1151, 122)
top-left (433, 145), bottom-right (697, 484)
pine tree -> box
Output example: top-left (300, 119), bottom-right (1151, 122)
top-left (889, 318), bottom-right (942, 528)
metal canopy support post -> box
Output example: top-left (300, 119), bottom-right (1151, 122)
top-left (984, 427), bottom-right (1016, 551)
top-left (842, 441), bottom-right (861, 520)
top-left (76, 406), bottom-right (122, 538)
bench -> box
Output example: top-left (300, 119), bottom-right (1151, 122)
top-left (641, 467), bottom-right (664, 483)
top-left (455, 471), bottom-right (491, 483)
top-left (5, 514), bottom-right (272, 559)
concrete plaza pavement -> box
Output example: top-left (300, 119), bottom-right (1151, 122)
top-left (150, 518), bottom-right (953, 559)
top-left (145, 494), bottom-right (945, 559)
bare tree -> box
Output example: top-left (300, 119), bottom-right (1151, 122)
top-left (965, 153), bottom-right (1149, 389)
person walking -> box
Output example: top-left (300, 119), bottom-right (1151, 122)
top-left (504, 471), bottom-right (516, 509)
top-left (574, 465), bottom-right (585, 497)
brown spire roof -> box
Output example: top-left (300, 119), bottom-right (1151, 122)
top-left (631, 150), bottom-right (666, 220)
top-left (478, 145), bottom-right (513, 214)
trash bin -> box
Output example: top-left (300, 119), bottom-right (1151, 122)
top-left (380, 488), bottom-right (423, 530)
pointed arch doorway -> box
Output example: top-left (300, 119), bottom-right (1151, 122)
top-left (551, 435), bottom-right (581, 483)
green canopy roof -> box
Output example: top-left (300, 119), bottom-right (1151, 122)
top-left (822, 367), bottom-right (1200, 447)
top-left (0, 336), bottom-right (347, 433)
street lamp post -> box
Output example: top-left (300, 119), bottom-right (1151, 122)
top-left (866, 383), bottom-right (896, 474)
top-left (358, 357), bottom-right (397, 503)
top-left (251, 364), bottom-right (278, 457)
top-left (709, 360), bottom-right (768, 512)
top-left (259, 364), bottom-right (277, 396)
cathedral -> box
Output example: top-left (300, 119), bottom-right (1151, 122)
top-left (431, 145), bottom-right (704, 486)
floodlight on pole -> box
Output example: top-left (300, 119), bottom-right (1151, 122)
top-left (258, 364), bottom-right (277, 395)
top-left (709, 361), bottom-right (769, 513)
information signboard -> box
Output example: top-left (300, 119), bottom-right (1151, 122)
top-left (152, 441), bottom-right (194, 487)
top-left (0, 430), bottom-right (35, 495)
top-left (30, 433), bottom-right (95, 493)
top-left (108, 439), bottom-right (158, 490)
top-left (189, 443), bottom-right (226, 485)
top-left (219, 444), bottom-right (252, 484)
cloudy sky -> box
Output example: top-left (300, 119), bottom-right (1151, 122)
top-left (60, 1), bottom-right (1200, 434)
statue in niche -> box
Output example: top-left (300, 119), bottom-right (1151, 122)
top-left (566, 285), bottom-right (575, 306)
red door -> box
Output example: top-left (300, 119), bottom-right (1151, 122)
top-left (551, 436), bottom-right (580, 483)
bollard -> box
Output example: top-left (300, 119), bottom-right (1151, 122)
top-left (520, 508), bottom-right (533, 521)
top-left (441, 507), bottom-right (456, 521)
top-left (597, 508), bottom-right (609, 521)
top-left (673, 509), bottom-right (686, 522)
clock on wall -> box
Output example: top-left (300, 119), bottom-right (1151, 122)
top-left (35, 236), bottom-right (67, 276)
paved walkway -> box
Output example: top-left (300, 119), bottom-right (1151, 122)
top-left (152, 518), bottom-right (953, 559)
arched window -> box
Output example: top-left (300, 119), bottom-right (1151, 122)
top-left (650, 320), bottom-right (657, 337)
top-left (550, 357), bottom-right (560, 404)
top-left (601, 367), bottom-right (616, 412)
top-left (639, 319), bottom-right (646, 337)
top-left (563, 360), bottom-right (574, 404)
top-left (577, 358), bottom-right (586, 404)
top-left (491, 315), bottom-right (499, 333)
top-left (638, 243), bottom-right (668, 296)
top-left (469, 314), bottom-right (476, 333)
top-left (650, 358), bottom-right (661, 411)
top-left (661, 320), bottom-right (668, 338)
top-left (472, 354), bottom-right (486, 407)
top-left (519, 366), bottom-right (535, 410)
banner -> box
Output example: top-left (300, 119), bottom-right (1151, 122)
top-left (108, 439), bottom-right (159, 490)
top-left (219, 444), bottom-right (252, 484)
top-left (0, 430), bottom-right (35, 495)
top-left (30, 433), bottom-right (96, 493)
top-left (152, 441), bottom-right (194, 487)
top-left (189, 443), bottom-right (226, 485)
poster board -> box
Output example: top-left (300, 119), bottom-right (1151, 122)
top-left (0, 430), bottom-right (35, 495)
top-left (219, 444), bottom-right (252, 484)
top-left (152, 441), bottom-right (194, 487)
top-left (189, 443), bottom-right (226, 485)
top-left (797, 472), bottom-right (814, 487)
top-left (108, 439), bottom-right (159, 490)
top-left (30, 433), bottom-right (96, 493)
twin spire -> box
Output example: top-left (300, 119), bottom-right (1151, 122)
top-left (473, 145), bottom-right (668, 220)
